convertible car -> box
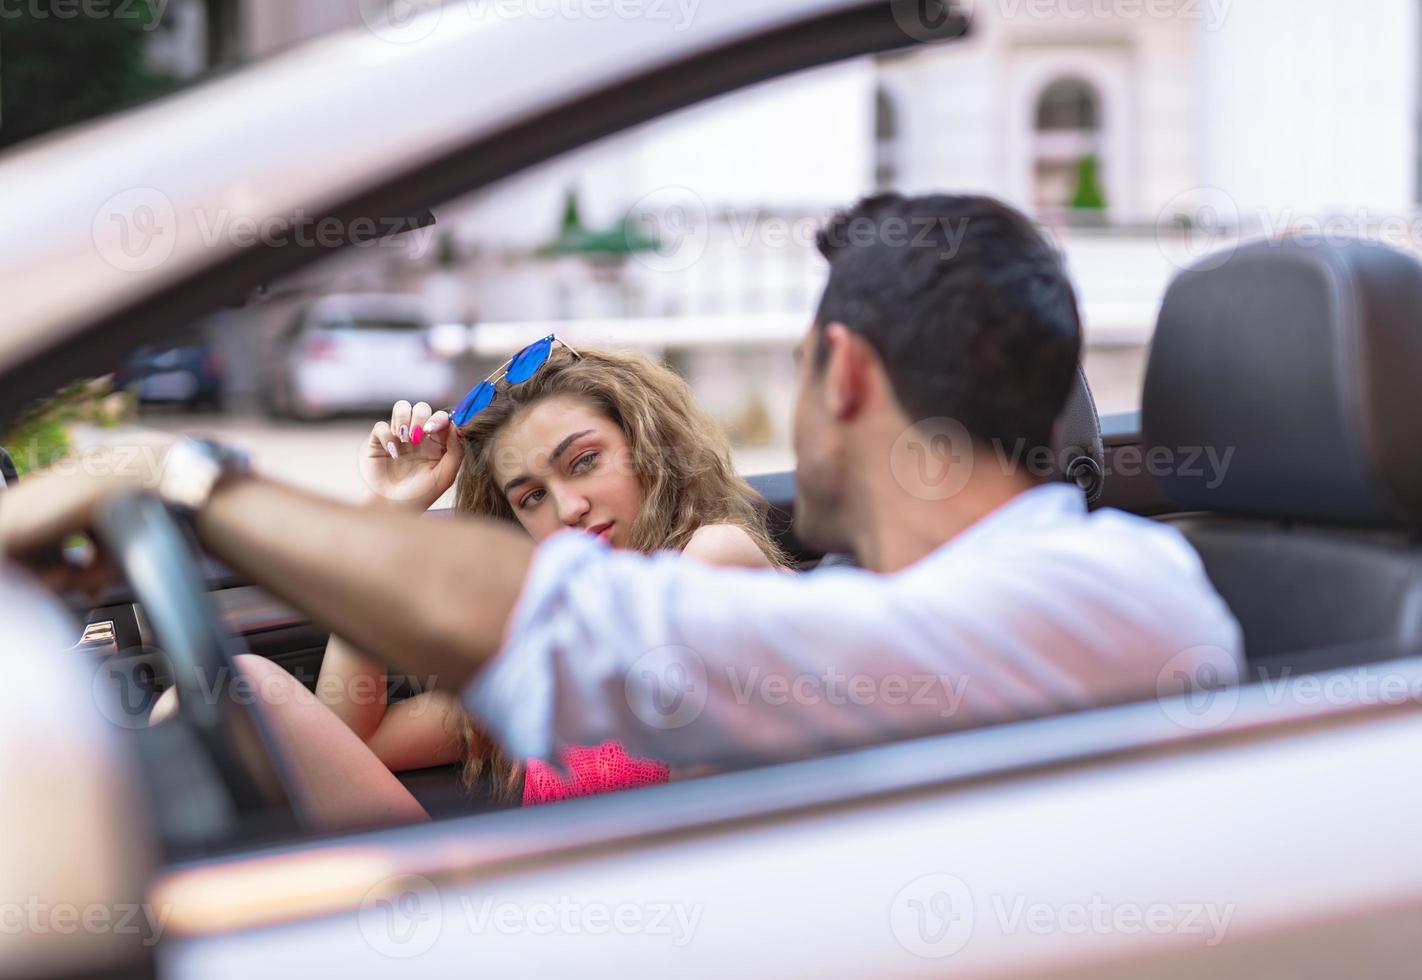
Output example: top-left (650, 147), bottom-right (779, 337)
top-left (3, 2), bottom-right (1421, 978)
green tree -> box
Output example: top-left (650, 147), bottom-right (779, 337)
top-left (0, 0), bottom-right (178, 152)
top-left (1070, 153), bottom-right (1107, 211)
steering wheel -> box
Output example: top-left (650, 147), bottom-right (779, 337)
top-left (94, 492), bottom-right (307, 832)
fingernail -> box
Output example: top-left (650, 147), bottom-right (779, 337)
top-left (411, 426), bottom-right (425, 446)
top-left (386, 442), bottom-right (399, 460)
top-left (399, 425), bottom-right (409, 441)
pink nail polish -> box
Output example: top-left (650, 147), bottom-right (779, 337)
top-left (411, 426), bottom-right (425, 447)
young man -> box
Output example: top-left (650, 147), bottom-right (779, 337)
top-left (0, 194), bottom-right (1241, 768)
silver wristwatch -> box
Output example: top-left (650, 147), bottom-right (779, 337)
top-left (157, 437), bottom-right (252, 517)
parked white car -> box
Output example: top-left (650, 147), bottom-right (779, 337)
top-left (264, 294), bottom-right (456, 419)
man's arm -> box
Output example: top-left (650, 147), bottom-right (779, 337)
top-left (0, 466), bottom-right (530, 693)
top-left (463, 527), bottom-right (1243, 768)
top-left (196, 477), bottom-right (529, 692)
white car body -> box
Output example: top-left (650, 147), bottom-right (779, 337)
top-left (267, 294), bottom-right (455, 418)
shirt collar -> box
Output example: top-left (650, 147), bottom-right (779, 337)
top-left (929, 482), bottom-right (1088, 557)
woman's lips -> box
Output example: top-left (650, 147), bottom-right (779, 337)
top-left (587, 522), bottom-right (614, 544)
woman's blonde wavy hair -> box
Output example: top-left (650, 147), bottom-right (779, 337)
top-left (447, 345), bottom-right (788, 799)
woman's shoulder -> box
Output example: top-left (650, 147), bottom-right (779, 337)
top-left (682, 523), bottom-right (776, 570)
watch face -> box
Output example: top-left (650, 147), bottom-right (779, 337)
top-left (159, 437), bottom-right (248, 515)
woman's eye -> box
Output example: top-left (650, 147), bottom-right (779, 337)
top-left (572, 450), bottom-right (599, 473)
top-left (519, 488), bottom-right (546, 509)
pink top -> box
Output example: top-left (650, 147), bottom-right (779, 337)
top-left (522, 740), bottom-right (670, 806)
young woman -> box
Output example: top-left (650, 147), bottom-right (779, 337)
top-left (161, 341), bottom-right (787, 828)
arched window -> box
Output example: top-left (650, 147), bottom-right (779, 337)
top-left (874, 87), bottom-right (900, 192)
top-left (1032, 76), bottom-right (1105, 216)
top-left (1035, 78), bottom-right (1101, 131)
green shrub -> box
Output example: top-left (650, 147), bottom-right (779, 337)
top-left (1, 380), bottom-right (133, 476)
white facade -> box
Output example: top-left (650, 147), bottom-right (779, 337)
top-left (882, 0), bottom-right (1418, 222)
top-left (222, 1), bottom-right (1422, 421)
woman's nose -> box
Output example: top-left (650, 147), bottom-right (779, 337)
top-left (554, 489), bottom-right (590, 526)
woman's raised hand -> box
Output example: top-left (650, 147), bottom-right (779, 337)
top-left (360, 400), bottom-right (464, 510)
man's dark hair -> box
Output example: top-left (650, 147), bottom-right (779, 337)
top-left (813, 193), bottom-right (1082, 454)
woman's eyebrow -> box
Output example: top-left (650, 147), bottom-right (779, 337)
top-left (501, 430), bottom-right (596, 496)
top-left (549, 429), bottom-right (595, 466)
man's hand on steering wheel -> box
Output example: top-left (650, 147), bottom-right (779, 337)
top-left (0, 442), bottom-right (172, 596)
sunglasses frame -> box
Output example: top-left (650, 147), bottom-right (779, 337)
top-left (450, 334), bottom-right (581, 426)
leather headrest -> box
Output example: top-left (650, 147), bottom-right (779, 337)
top-left (1054, 364), bottom-right (1104, 504)
top-left (1143, 238), bottom-right (1422, 525)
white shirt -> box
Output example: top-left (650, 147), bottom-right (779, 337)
top-left (463, 483), bottom-right (1243, 767)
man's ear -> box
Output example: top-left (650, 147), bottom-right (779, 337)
top-left (821, 322), bottom-right (872, 422)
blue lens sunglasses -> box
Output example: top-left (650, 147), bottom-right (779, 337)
top-left (450, 334), bottom-right (581, 427)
